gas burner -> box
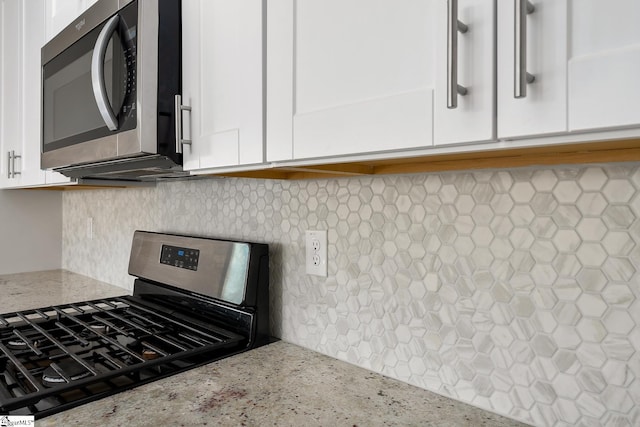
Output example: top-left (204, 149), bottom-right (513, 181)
top-left (42, 361), bottom-right (92, 387)
top-left (90, 324), bottom-right (109, 335)
top-left (142, 349), bottom-right (159, 360)
top-left (7, 339), bottom-right (27, 350)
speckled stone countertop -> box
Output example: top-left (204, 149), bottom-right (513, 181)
top-left (2, 271), bottom-right (529, 426)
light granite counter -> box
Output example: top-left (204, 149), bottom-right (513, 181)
top-left (2, 271), bottom-right (529, 426)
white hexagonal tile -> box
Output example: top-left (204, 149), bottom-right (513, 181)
top-left (576, 318), bottom-right (607, 342)
top-left (530, 264), bottom-right (558, 286)
top-left (530, 240), bottom-right (557, 263)
top-left (531, 170), bottom-right (559, 191)
top-left (576, 192), bottom-right (608, 216)
top-left (552, 373), bottom-right (581, 399)
top-left (577, 293), bottom-right (608, 317)
top-left (551, 325), bottom-right (581, 351)
top-left (552, 349), bottom-right (580, 374)
top-left (603, 205), bottom-right (636, 229)
top-left (512, 296), bottom-right (535, 318)
top-left (601, 386), bottom-right (635, 413)
top-left (552, 205), bottom-right (583, 228)
top-left (553, 302), bottom-right (582, 325)
top-left (553, 229), bottom-right (581, 252)
top-left (576, 392), bottom-right (607, 419)
top-left (511, 182), bottom-right (535, 203)
top-left (553, 397), bottom-right (581, 424)
top-left (602, 257), bottom-right (636, 282)
top-left (603, 309), bottom-right (635, 335)
top-left (531, 334), bottom-right (558, 357)
top-left (576, 268), bottom-right (608, 292)
top-left (530, 193), bottom-right (558, 216)
top-left (602, 360), bottom-right (635, 387)
top-left (553, 181), bottom-right (582, 203)
top-left (530, 217), bottom-right (558, 239)
top-left (603, 179), bottom-right (636, 203)
top-left (602, 231), bottom-right (635, 256)
top-left (576, 342), bottom-right (607, 368)
top-left (576, 242), bottom-right (608, 267)
top-left (578, 167), bottom-right (608, 191)
top-left (509, 228), bottom-right (535, 250)
top-left (578, 367), bottom-right (607, 393)
top-left (576, 218), bottom-right (608, 241)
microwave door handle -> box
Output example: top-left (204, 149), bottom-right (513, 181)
top-left (91, 14), bottom-right (119, 131)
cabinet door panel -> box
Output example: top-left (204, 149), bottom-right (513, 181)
top-left (182, 0), bottom-right (263, 171)
top-left (1, 0), bottom-right (23, 186)
top-left (568, 0), bottom-right (640, 131)
top-left (44, 0), bottom-right (83, 42)
top-left (20, 0), bottom-right (47, 186)
top-left (434, 0), bottom-right (495, 145)
top-left (268, 0), bottom-right (435, 161)
top-left (497, 0), bottom-right (567, 139)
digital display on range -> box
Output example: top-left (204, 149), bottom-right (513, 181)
top-left (160, 245), bottom-right (199, 270)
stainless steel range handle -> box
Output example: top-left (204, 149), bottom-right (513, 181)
top-left (91, 14), bottom-right (120, 131)
top-left (447, 0), bottom-right (468, 109)
top-left (174, 95), bottom-right (192, 154)
top-left (514, 0), bottom-right (535, 98)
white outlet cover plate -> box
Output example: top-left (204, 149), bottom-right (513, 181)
top-left (305, 230), bottom-right (327, 277)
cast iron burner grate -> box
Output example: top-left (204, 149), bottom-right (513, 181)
top-left (0, 296), bottom-right (245, 418)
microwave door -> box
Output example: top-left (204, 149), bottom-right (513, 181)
top-left (42, 7), bottom-right (136, 158)
top-left (92, 15), bottom-right (120, 131)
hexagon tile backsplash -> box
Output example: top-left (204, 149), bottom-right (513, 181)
top-left (63, 164), bottom-right (640, 426)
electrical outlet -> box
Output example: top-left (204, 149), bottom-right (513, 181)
top-left (306, 230), bottom-right (327, 277)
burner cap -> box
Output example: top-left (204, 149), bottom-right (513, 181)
top-left (7, 339), bottom-right (27, 350)
top-left (42, 360), bottom-right (91, 386)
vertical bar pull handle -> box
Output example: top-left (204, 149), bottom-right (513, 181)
top-left (174, 95), bottom-right (192, 154)
top-left (447, 0), bottom-right (468, 109)
top-left (12, 151), bottom-right (20, 177)
top-left (514, 0), bottom-right (535, 98)
top-left (7, 151), bottom-right (11, 179)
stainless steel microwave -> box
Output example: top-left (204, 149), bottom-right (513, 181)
top-left (41, 0), bottom-right (186, 181)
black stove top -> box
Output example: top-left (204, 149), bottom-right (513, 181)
top-left (0, 231), bottom-right (269, 418)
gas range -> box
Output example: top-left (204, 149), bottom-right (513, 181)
top-left (0, 231), bottom-right (269, 418)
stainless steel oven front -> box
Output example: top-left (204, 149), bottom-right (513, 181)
top-left (41, 0), bottom-right (181, 174)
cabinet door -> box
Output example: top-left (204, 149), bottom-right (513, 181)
top-left (18, 0), bottom-right (47, 186)
top-left (44, 0), bottom-right (83, 42)
top-left (0, 0), bottom-right (23, 187)
top-left (568, 0), bottom-right (640, 131)
top-left (267, 0), bottom-right (435, 161)
top-left (497, 0), bottom-right (567, 139)
top-left (433, 0), bottom-right (495, 145)
top-left (181, 0), bottom-right (263, 171)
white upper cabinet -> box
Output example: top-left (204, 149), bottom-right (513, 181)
top-left (568, 0), bottom-right (640, 131)
top-left (0, 0), bottom-right (47, 188)
top-left (44, 0), bottom-right (96, 42)
top-left (497, 0), bottom-right (568, 139)
top-left (181, 0), bottom-right (264, 171)
top-left (267, 0), bottom-right (436, 161)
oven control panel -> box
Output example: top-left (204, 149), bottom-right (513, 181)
top-left (160, 245), bottom-right (200, 270)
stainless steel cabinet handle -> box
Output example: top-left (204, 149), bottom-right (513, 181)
top-left (8, 150), bottom-right (21, 178)
top-left (91, 14), bottom-right (120, 131)
top-left (174, 95), bottom-right (192, 154)
top-left (514, 0), bottom-right (535, 98)
top-left (12, 151), bottom-right (20, 177)
top-left (447, 0), bottom-right (468, 109)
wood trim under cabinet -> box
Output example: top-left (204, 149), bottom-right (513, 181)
top-left (212, 139), bottom-right (640, 180)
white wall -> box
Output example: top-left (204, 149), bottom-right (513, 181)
top-left (0, 189), bottom-right (62, 274)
